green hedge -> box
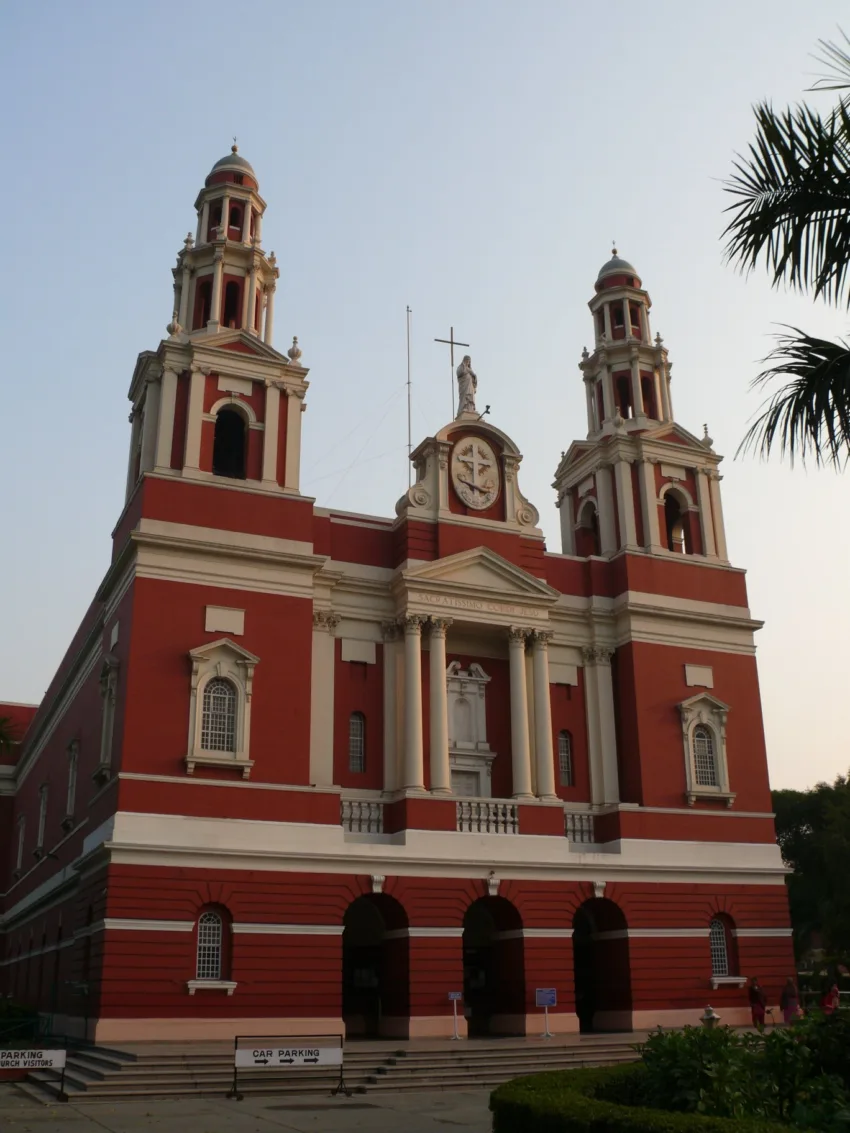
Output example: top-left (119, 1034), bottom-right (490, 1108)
top-left (489, 1065), bottom-right (793, 1133)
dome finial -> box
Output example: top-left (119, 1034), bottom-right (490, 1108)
top-left (231, 136), bottom-right (238, 153)
top-left (612, 240), bottom-right (618, 256)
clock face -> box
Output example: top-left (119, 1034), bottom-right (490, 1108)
top-left (451, 437), bottom-right (500, 510)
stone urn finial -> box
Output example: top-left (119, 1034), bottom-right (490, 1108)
top-left (288, 336), bottom-right (302, 365)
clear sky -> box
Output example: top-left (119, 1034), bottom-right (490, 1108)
top-left (1, 0), bottom-right (847, 791)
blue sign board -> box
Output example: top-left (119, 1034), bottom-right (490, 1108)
top-left (536, 987), bottom-right (557, 1008)
top-left (448, 991), bottom-right (463, 1001)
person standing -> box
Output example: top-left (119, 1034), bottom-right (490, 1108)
top-left (780, 977), bottom-right (799, 1024)
top-left (749, 977), bottom-right (767, 1027)
top-left (821, 983), bottom-right (840, 1016)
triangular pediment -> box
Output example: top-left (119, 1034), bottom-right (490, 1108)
top-left (679, 692), bottom-right (730, 713)
top-left (189, 637), bottom-right (260, 664)
top-left (202, 329), bottom-right (289, 362)
top-left (400, 546), bottom-right (558, 604)
top-left (647, 422), bottom-right (710, 450)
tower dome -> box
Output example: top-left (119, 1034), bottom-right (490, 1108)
top-left (595, 248), bottom-right (641, 289)
top-left (205, 144), bottom-right (257, 187)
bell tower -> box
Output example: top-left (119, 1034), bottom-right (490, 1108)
top-left (122, 148), bottom-right (308, 508)
top-left (171, 144), bottom-right (279, 341)
top-left (553, 252), bottom-right (729, 563)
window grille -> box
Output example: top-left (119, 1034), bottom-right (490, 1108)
top-left (692, 725), bottom-right (717, 786)
top-left (201, 679), bottom-right (236, 752)
top-left (196, 912), bottom-right (223, 980)
top-left (709, 918), bottom-right (729, 977)
top-left (558, 731), bottom-right (573, 786)
top-left (349, 712), bottom-right (365, 773)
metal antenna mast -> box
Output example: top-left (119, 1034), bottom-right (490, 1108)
top-left (406, 306), bottom-right (413, 486)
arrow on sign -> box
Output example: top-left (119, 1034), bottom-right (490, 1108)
top-left (282, 1058), bottom-right (294, 1065)
top-left (304, 1057), bottom-right (319, 1064)
top-left (254, 1058), bottom-right (269, 1065)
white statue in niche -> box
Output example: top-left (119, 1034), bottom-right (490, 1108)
top-left (446, 662), bottom-right (496, 797)
top-left (456, 355), bottom-right (478, 416)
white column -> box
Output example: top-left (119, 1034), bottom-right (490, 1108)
top-left (199, 200), bottom-right (209, 244)
top-left (532, 631), bottom-right (556, 799)
top-left (429, 618), bottom-right (452, 795)
top-left (708, 473), bottom-right (728, 559)
top-left (309, 612), bottom-right (339, 786)
top-left (630, 354), bottom-right (643, 418)
top-left (600, 365), bottom-right (615, 421)
top-left (638, 460), bottom-right (662, 551)
top-left (695, 469), bottom-right (716, 557)
top-left (614, 459), bottom-right (637, 548)
top-left (262, 381), bottom-right (281, 486)
top-left (245, 260), bottom-right (258, 333)
top-left (155, 366), bottom-right (178, 470)
top-left (508, 628), bottom-right (533, 799)
top-left (622, 298), bottom-right (631, 336)
top-left (603, 303), bottom-right (612, 339)
top-left (209, 250), bottom-right (224, 329)
top-left (283, 389), bottom-right (304, 491)
top-left (125, 409), bottom-right (142, 499)
top-left (584, 376), bottom-right (596, 433)
top-left (401, 616), bottom-right (425, 790)
top-left (381, 623), bottom-right (401, 793)
top-left (220, 195), bottom-right (230, 239)
top-left (582, 646), bottom-right (619, 805)
top-left (183, 365), bottom-right (206, 471)
top-left (264, 284), bottom-right (276, 345)
top-left (139, 377), bottom-right (161, 473)
top-left (242, 204), bottom-right (252, 244)
top-left (595, 464), bottom-right (617, 554)
top-left (178, 265), bottom-right (192, 330)
top-left (254, 210), bottom-right (262, 246)
top-left (558, 490), bottom-right (576, 555)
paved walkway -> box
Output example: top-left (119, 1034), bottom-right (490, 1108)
top-left (0, 1086), bottom-right (492, 1133)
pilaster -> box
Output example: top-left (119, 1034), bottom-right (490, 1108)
top-left (309, 611), bottom-right (340, 787)
top-left (582, 645), bottom-right (619, 806)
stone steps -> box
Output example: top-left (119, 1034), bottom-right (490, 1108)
top-left (19, 1035), bottom-right (639, 1102)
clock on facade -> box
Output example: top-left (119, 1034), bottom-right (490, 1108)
top-left (451, 436), bottom-right (500, 511)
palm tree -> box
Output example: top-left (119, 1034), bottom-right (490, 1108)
top-left (723, 33), bottom-right (850, 464)
top-left (0, 716), bottom-right (18, 755)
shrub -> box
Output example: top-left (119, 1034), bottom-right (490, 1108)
top-left (490, 1065), bottom-right (791, 1133)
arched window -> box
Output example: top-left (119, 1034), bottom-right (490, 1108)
top-left (558, 731), bottom-right (573, 786)
top-left (196, 911), bottom-right (223, 980)
top-left (692, 725), bottom-right (717, 787)
top-left (577, 501), bottom-right (601, 557)
top-left (349, 712), bottom-right (365, 773)
top-left (709, 917), bottom-right (729, 976)
top-left (222, 280), bottom-right (241, 328)
top-left (228, 204), bottom-right (242, 230)
top-left (201, 678), bottom-right (236, 752)
top-left (194, 279), bottom-right (213, 330)
top-left (212, 407), bottom-right (247, 479)
top-left (664, 492), bottom-right (692, 554)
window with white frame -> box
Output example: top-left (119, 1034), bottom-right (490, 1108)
top-left (66, 741), bottom-right (79, 819)
top-left (709, 918), bottom-right (729, 977)
top-left (349, 712), bottom-right (365, 773)
top-left (201, 678), bottom-right (237, 752)
top-left (15, 816), bottom-right (25, 871)
top-left (196, 911), bottom-right (223, 980)
top-left (186, 638), bottom-right (259, 778)
top-left (678, 693), bottom-right (735, 807)
top-left (693, 725), bottom-right (717, 787)
top-left (36, 785), bottom-right (48, 852)
top-left (558, 730), bottom-right (573, 786)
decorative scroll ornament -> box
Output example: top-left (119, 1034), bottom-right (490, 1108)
top-left (451, 436), bottom-right (500, 510)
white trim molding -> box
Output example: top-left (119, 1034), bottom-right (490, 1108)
top-left (103, 918), bottom-right (195, 932)
top-left (187, 979), bottom-right (237, 996)
top-left (734, 928), bottom-right (794, 938)
top-left (711, 975), bottom-right (748, 989)
top-left (231, 923), bottom-right (344, 936)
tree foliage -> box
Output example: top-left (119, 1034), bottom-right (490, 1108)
top-left (773, 773), bottom-right (850, 958)
top-left (723, 31), bottom-right (850, 464)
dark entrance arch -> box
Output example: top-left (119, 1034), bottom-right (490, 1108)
top-left (463, 896), bottom-right (525, 1037)
top-left (212, 407), bottom-right (247, 479)
top-left (342, 894), bottom-right (409, 1038)
top-left (572, 898), bottom-right (632, 1033)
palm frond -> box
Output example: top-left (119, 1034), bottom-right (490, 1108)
top-left (809, 30), bottom-right (850, 93)
top-left (722, 101), bottom-right (850, 307)
top-left (737, 328), bottom-right (850, 465)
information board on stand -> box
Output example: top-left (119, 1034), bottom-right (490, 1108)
top-left (227, 1035), bottom-right (348, 1100)
top-left (536, 987), bottom-right (557, 1038)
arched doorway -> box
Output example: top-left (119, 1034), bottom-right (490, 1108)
top-left (342, 895), bottom-right (408, 1038)
top-left (463, 897), bottom-right (525, 1037)
top-left (572, 898), bottom-right (632, 1033)
top-left (212, 407), bottom-right (247, 479)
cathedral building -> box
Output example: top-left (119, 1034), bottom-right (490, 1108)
top-left (0, 149), bottom-right (792, 1042)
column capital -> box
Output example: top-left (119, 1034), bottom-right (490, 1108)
top-left (400, 614), bottom-right (426, 635)
top-left (532, 629), bottom-right (554, 646)
top-left (507, 626), bottom-right (533, 644)
top-left (429, 617), bottom-right (453, 637)
top-left (582, 645), bottom-right (614, 666)
top-left (313, 610), bottom-right (341, 633)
